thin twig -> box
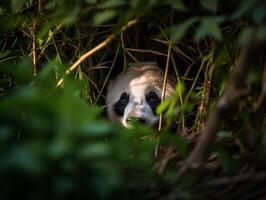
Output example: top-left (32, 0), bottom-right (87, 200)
top-left (32, 18), bottom-right (37, 76)
top-left (95, 43), bottom-right (121, 103)
top-left (126, 48), bottom-right (167, 57)
top-left (55, 17), bottom-right (140, 88)
top-left (31, 0), bottom-right (42, 76)
top-left (38, 0), bottom-right (42, 12)
top-left (154, 37), bottom-right (172, 157)
top-left (158, 40), bottom-right (172, 131)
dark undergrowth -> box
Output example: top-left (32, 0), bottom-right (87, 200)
top-left (0, 0), bottom-right (266, 199)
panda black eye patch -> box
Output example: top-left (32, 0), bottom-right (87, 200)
top-left (113, 92), bottom-right (129, 117)
top-left (146, 91), bottom-right (160, 115)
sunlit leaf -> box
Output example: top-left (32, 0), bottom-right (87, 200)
top-left (156, 98), bottom-right (172, 115)
top-left (175, 82), bottom-right (185, 95)
top-left (93, 10), bottom-right (117, 25)
top-left (166, 98), bottom-right (176, 116)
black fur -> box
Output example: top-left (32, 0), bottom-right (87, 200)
top-left (113, 92), bottom-right (129, 117)
top-left (146, 91), bottom-right (161, 115)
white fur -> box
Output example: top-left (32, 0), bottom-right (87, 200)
top-left (106, 62), bottom-right (174, 128)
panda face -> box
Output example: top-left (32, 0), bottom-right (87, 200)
top-left (113, 88), bottom-right (161, 128)
top-left (106, 62), bottom-right (174, 128)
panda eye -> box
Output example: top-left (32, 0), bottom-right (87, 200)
top-left (119, 93), bottom-right (129, 106)
top-left (113, 92), bottom-right (129, 117)
top-left (146, 91), bottom-right (160, 105)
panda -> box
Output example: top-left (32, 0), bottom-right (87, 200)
top-left (106, 62), bottom-right (175, 128)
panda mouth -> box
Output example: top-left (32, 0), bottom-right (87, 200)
top-left (126, 117), bottom-right (147, 126)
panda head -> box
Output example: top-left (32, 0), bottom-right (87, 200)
top-left (106, 62), bottom-right (175, 128)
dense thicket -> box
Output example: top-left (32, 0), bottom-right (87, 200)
top-left (0, 0), bottom-right (265, 199)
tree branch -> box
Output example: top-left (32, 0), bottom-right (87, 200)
top-left (186, 34), bottom-right (262, 167)
top-left (56, 17), bottom-right (140, 88)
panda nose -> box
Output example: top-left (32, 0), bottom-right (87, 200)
top-left (127, 117), bottom-right (146, 125)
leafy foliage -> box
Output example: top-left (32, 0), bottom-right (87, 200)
top-left (0, 0), bottom-right (265, 199)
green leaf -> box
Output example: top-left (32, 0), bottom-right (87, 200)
top-left (171, 18), bottom-right (198, 42)
top-left (0, 51), bottom-right (10, 60)
top-left (48, 140), bottom-right (72, 159)
top-left (231, 0), bottom-right (256, 20)
top-left (175, 136), bottom-right (189, 158)
top-left (93, 10), bottom-right (117, 25)
top-left (215, 48), bottom-right (230, 67)
top-left (78, 143), bottom-right (110, 159)
top-left (166, 0), bottom-right (187, 11)
top-left (217, 131), bottom-right (232, 139)
top-left (81, 122), bottom-right (112, 136)
top-left (11, 0), bottom-right (26, 13)
top-left (216, 147), bottom-right (235, 175)
top-left (156, 98), bottom-right (172, 115)
top-left (166, 98), bottom-right (176, 118)
top-left (200, 0), bottom-right (218, 12)
top-left (0, 59), bottom-right (33, 84)
top-left (175, 82), bottom-right (185, 95)
top-left (2, 146), bottom-right (43, 175)
top-left (196, 17), bottom-right (223, 41)
top-left (63, 5), bottom-right (80, 25)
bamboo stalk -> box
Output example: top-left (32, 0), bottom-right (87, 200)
top-left (56, 17), bottom-right (139, 88)
top-left (32, 18), bottom-right (37, 76)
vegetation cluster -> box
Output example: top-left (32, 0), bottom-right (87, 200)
top-left (0, 0), bottom-right (265, 199)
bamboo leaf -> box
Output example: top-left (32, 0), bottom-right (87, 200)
top-left (11, 0), bottom-right (26, 13)
top-left (156, 98), bottom-right (172, 115)
top-left (166, 0), bottom-right (187, 11)
top-left (93, 10), bottom-right (117, 25)
top-left (200, 0), bottom-right (218, 12)
top-left (171, 18), bottom-right (198, 42)
top-left (196, 17), bottom-right (224, 41)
